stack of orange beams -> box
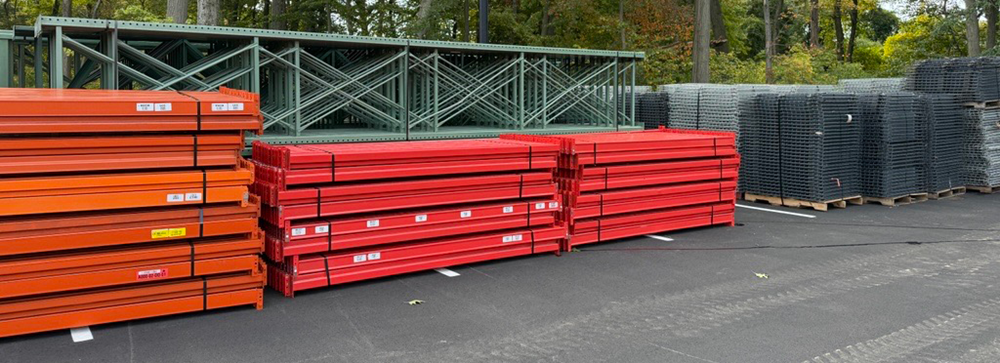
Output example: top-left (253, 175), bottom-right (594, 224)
top-left (0, 87), bottom-right (265, 338)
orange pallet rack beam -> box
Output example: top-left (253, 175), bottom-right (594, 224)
top-left (0, 270), bottom-right (264, 338)
top-left (0, 133), bottom-right (245, 175)
top-left (0, 159), bottom-right (254, 217)
top-left (0, 87), bottom-right (262, 135)
top-left (0, 232), bottom-right (263, 299)
top-left (0, 198), bottom-right (259, 257)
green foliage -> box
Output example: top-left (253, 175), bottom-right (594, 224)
top-left (883, 14), bottom-right (967, 75)
top-left (860, 7), bottom-right (899, 42)
top-left (710, 50), bottom-right (764, 83)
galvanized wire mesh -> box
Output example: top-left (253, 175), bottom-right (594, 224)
top-left (838, 78), bottom-right (906, 94)
top-left (905, 58), bottom-right (1000, 103)
top-left (962, 108), bottom-right (1000, 187)
top-left (858, 92), bottom-right (924, 198)
top-left (921, 94), bottom-right (966, 192)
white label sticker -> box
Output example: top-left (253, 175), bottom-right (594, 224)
top-left (535, 202), bottom-right (546, 210)
top-left (315, 225), bottom-right (329, 234)
top-left (211, 103), bottom-right (228, 112)
top-left (549, 202), bottom-right (559, 209)
top-left (415, 214), bottom-right (428, 222)
top-left (184, 192), bottom-right (203, 201)
top-left (166, 193), bottom-right (185, 203)
top-left (291, 228), bottom-right (306, 236)
top-left (460, 211), bottom-right (472, 218)
top-left (366, 220), bottom-right (380, 228)
top-left (154, 103), bottom-right (173, 112)
top-left (502, 234), bottom-right (524, 243)
top-left (367, 252), bottom-right (381, 260)
top-left (503, 206), bottom-right (514, 213)
top-left (136, 103), bottom-right (154, 112)
top-left (228, 103), bottom-right (244, 111)
top-left (353, 255), bottom-right (367, 263)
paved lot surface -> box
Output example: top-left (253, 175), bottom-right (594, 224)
top-left (4, 192), bottom-right (1000, 363)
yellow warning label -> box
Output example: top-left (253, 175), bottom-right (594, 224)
top-left (151, 228), bottom-right (187, 239)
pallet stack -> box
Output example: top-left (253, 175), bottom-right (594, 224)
top-left (741, 93), bottom-right (863, 211)
top-left (963, 107), bottom-right (1000, 192)
top-left (857, 92), bottom-right (927, 206)
top-left (0, 88), bottom-right (265, 338)
top-left (253, 139), bottom-right (565, 297)
top-left (501, 128), bottom-right (738, 250)
top-left (921, 94), bottom-right (967, 195)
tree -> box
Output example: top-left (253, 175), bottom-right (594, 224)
top-left (710, 0), bottom-right (729, 52)
top-left (269, 0), bottom-right (285, 29)
top-left (833, 0), bottom-right (845, 60)
top-left (810, 0), bottom-right (819, 48)
top-left (860, 7), bottom-right (899, 42)
top-left (167, 0), bottom-right (188, 23)
top-left (197, 0), bottom-right (219, 25)
top-left (987, 0), bottom-right (997, 50)
top-left (693, 0), bottom-right (710, 82)
top-left (764, 0), bottom-right (774, 83)
top-left (965, 0), bottom-right (980, 56)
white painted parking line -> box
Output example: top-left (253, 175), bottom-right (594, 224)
top-left (435, 268), bottom-right (460, 277)
top-left (70, 327), bottom-right (94, 342)
top-left (645, 235), bottom-right (674, 242)
top-left (736, 204), bottom-right (816, 218)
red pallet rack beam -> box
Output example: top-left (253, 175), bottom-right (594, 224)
top-left (572, 157), bottom-right (740, 193)
top-left (500, 128), bottom-right (738, 166)
top-left (0, 87), bottom-right (262, 135)
top-left (0, 133), bottom-right (244, 175)
top-left (0, 232), bottom-right (263, 299)
top-left (569, 202), bottom-right (735, 248)
top-left (258, 172), bottom-right (556, 225)
top-left (0, 270), bottom-right (264, 338)
top-left (0, 159), bottom-right (253, 217)
top-left (264, 198), bottom-right (561, 263)
top-left (268, 226), bottom-right (564, 297)
top-left (250, 139), bottom-right (558, 186)
top-left (572, 180), bottom-right (738, 220)
top-left (0, 198), bottom-right (259, 257)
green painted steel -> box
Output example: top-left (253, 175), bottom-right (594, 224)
top-left (6, 16), bottom-right (644, 143)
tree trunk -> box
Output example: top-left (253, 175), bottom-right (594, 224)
top-left (269, 0), bottom-right (285, 30)
top-left (966, 0), bottom-right (981, 56)
top-left (167, 0), bottom-right (188, 23)
top-left (61, 0), bottom-right (71, 16)
top-left (197, 0), bottom-right (219, 26)
top-left (692, 0), bottom-right (710, 82)
top-left (709, 0), bottom-right (729, 52)
top-left (463, 0), bottom-right (470, 41)
top-left (810, 0), bottom-right (819, 48)
top-left (764, 0), bottom-right (774, 83)
top-left (478, 0), bottom-right (488, 43)
top-left (541, 0), bottom-right (550, 36)
top-left (772, 0), bottom-right (783, 52)
top-left (416, 0), bottom-right (433, 38)
top-left (988, 0), bottom-right (997, 50)
top-left (833, 0), bottom-right (844, 60)
top-left (847, 0), bottom-right (858, 61)
top-left (513, 0), bottom-right (518, 14)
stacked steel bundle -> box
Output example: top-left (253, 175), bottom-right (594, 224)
top-left (667, 84), bottom-right (739, 134)
top-left (838, 78), bottom-right (906, 94)
top-left (963, 108), bottom-right (1000, 189)
top-left (921, 94), bottom-right (967, 193)
top-left (0, 88), bottom-right (265, 338)
top-left (742, 93), bottom-right (863, 210)
top-left (253, 139), bottom-right (565, 297)
top-left (501, 128), bottom-right (738, 250)
top-left (636, 92), bottom-right (670, 129)
top-left (858, 92), bottom-right (926, 204)
top-left (905, 58), bottom-right (1000, 103)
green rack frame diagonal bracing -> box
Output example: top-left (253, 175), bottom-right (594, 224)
top-left (1, 16), bottom-right (644, 144)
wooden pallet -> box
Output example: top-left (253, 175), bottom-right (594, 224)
top-left (928, 187), bottom-right (966, 200)
top-left (964, 100), bottom-right (1000, 109)
top-left (743, 193), bottom-right (863, 212)
top-left (967, 185), bottom-right (1000, 194)
top-left (863, 193), bottom-right (928, 207)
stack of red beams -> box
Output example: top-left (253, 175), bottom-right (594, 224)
top-left (501, 128), bottom-right (740, 250)
top-left (0, 87), bottom-right (265, 338)
top-left (251, 139), bottom-right (565, 297)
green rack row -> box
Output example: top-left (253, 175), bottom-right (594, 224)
top-left (0, 17), bottom-right (644, 144)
